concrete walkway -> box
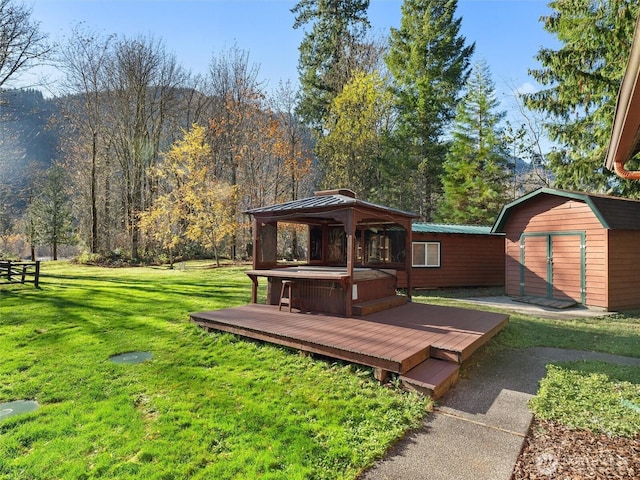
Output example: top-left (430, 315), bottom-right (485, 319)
top-left (362, 298), bottom-right (640, 480)
top-left (458, 295), bottom-right (613, 320)
top-left (362, 347), bottom-right (640, 480)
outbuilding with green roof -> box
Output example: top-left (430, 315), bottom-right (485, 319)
top-left (395, 222), bottom-right (505, 290)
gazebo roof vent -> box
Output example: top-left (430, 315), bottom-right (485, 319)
top-left (314, 188), bottom-right (356, 198)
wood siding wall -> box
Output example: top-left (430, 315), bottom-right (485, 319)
top-left (607, 230), bottom-right (640, 310)
top-left (551, 234), bottom-right (585, 302)
top-left (396, 233), bottom-right (505, 289)
top-left (502, 195), bottom-right (608, 308)
top-left (520, 235), bottom-right (548, 298)
top-left (266, 276), bottom-right (398, 315)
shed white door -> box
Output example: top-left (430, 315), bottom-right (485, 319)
top-left (520, 233), bottom-right (585, 303)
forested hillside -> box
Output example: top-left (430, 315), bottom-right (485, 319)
top-left (0, 90), bottom-right (60, 204)
top-left (1, 0), bottom-right (636, 263)
top-left (0, 89), bottom-right (59, 229)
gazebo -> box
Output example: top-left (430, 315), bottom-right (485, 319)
top-left (191, 189), bottom-right (509, 397)
top-left (244, 189), bottom-right (417, 317)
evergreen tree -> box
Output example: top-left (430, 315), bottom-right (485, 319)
top-left (526, 0), bottom-right (640, 195)
top-left (385, 0), bottom-right (474, 219)
top-left (27, 165), bottom-right (75, 260)
top-left (292, 0), bottom-right (370, 132)
top-left (437, 61), bottom-right (509, 225)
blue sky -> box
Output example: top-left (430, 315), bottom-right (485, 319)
top-left (29, 0), bottom-right (557, 102)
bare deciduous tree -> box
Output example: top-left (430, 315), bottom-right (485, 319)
top-left (57, 24), bottom-right (113, 254)
top-left (207, 44), bottom-right (265, 258)
top-left (0, 0), bottom-right (51, 89)
top-left (103, 35), bottom-right (186, 259)
top-left (270, 80), bottom-right (314, 200)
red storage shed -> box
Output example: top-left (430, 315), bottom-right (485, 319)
top-left (492, 187), bottom-right (640, 311)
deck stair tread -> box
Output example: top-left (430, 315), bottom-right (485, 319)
top-left (353, 295), bottom-right (407, 315)
top-left (400, 358), bottom-right (460, 399)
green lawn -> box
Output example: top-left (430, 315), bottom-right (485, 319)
top-left (0, 262), bottom-right (428, 480)
top-left (3, 266), bottom-right (640, 480)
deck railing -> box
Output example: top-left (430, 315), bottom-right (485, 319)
top-left (0, 261), bottom-right (40, 288)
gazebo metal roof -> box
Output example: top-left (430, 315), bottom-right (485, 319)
top-left (245, 191), bottom-right (417, 221)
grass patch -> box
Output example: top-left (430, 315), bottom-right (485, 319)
top-left (486, 314), bottom-right (640, 358)
top-left (530, 362), bottom-right (640, 437)
top-left (0, 261), bottom-right (428, 479)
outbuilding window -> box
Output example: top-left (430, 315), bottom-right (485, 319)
top-left (412, 241), bottom-right (440, 267)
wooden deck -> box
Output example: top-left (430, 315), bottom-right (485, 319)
top-left (190, 302), bottom-right (508, 398)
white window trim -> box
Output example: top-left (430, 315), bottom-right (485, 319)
top-left (412, 241), bottom-right (441, 268)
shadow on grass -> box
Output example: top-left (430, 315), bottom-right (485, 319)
top-left (549, 360), bottom-right (640, 385)
top-left (490, 313), bottom-right (640, 359)
top-left (0, 266), bottom-right (256, 357)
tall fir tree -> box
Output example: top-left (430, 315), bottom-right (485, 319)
top-left (526, 0), bottom-right (640, 196)
top-left (437, 60), bottom-right (509, 225)
top-left (292, 0), bottom-right (370, 133)
top-left (385, 0), bottom-right (474, 219)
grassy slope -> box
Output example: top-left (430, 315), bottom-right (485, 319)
top-left (0, 262), bottom-right (428, 480)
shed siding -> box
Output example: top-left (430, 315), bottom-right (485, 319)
top-left (504, 197), bottom-right (601, 233)
top-left (503, 195), bottom-right (607, 307)
top-left (607, 230), bottom-right (640, 310)
top-left (505, 241), bottom-right (521, 297)
top-left (551, 235), bottom-right (583, 302)
top-left (585, 230), bottom-right (608, 308)
top-left (521, 236), bottom-right (548, 298)
top-left (397, 232), bottom-right (504, 289)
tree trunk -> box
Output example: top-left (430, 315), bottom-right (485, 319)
top-left (292, 230), bottom-right (299, 260)
top-left (91, 132), bottom-right (98, 253)
top-left (104, 155), bottom-right (111, 252)
top-left (213, 243), bottom-right (220, 267)
top-left (131, 221), bottom-right (139, 260)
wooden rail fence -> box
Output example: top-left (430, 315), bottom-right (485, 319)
top-left (0, 261), bottom-right (40, 288)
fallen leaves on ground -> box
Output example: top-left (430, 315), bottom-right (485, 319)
top-left (513, 419), bottom-right (640, 479)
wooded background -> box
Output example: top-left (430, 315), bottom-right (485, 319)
top-left (1, 0), bottom-right (637, 263)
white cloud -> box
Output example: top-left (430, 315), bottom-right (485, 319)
top-left (515, 82), bottom-right (538, 95)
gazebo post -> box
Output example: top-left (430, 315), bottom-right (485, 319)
top-left (405, 218), bottom-right (413, 302)
top-left (250, 217), bottom-right (259, 303)
top-left (345, 215), bottom-right (355, 317)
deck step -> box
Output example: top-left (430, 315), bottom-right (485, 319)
top-left (400, 358), bottom-right (460, 399)
top-left (352, 295), bottom-right (407, 315)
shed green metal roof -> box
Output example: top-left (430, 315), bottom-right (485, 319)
top-left (412, 223), bottom-right (496, 235)
top-left (492, 187), bottom-right (640, 232)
